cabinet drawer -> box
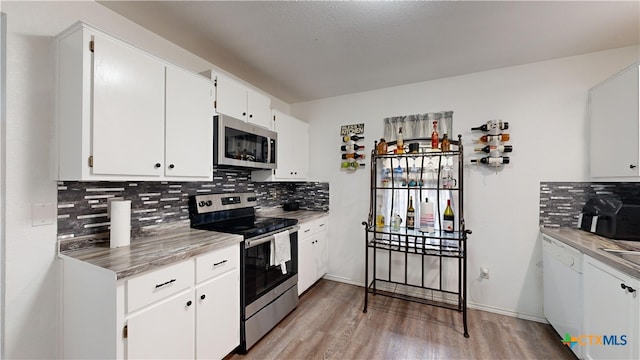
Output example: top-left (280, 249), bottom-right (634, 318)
top-left (196, 244), bottom-right (239, 283)
top-left (299, 221), bottom-right (314, 239)
top-left (315, 217), bottom-right (328, 233)
top-left (127, 260), bottom-right (194, 313)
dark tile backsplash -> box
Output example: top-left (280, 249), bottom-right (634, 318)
top-left (57, 167), bottom-right (329, 242)
top-left (540, 182), bottom-right (640, 228)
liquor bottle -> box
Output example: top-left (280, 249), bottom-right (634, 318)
top-left (443, 199), bottom-right (455, 233)
top-left (375, 204), bottom-right (385, 228)
top-left (419, 198), bottom-right (435, 233)
top-left (471, 156), bottom-right (510, 165)
top-left (377, 138), bottom-right (388, 155)
top-left (406, 196), bottom-right (415, 230)
top-left (441, 134), bottom-right (451, 152)
top-left (397, 127), bottom-right (404, 154)
top-left (431, 121), bottom-right (439, 149)
top-left (341, 153), bottom-right (365, 160)
top-left (471, 120), bottom-right (509, 132)
top-left (474, 144), bottom-right (513, 153)
top-left (341, 144), bottom-right (365, 152)
top-left (342, 134), bottom-right (364, 142)
top-left (477, 133), bottom-right (510, 143)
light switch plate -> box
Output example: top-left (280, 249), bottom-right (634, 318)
top-left (32, 202), bottom-right (54, 226)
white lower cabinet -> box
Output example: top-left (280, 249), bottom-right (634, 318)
top-left (195, 268), bottom-right (240, 359)
top-left (583, 254), bottom-right (639, 360)
top-left (127, 291), bottom-right (195, 359)
top-left (298, 216), bottom-right (329, 295)
top-left (61, 243), bottom-right (240, 359)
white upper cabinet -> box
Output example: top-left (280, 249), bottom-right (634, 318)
top-left (252, 110), bottom-right (309, 182)
top-left (165, 66), bottom-right (215, 178)
top-left (56, 22), bottom-right (214, 181)
top-left (91, 32), bottom-right (165, 177)
top-left (215, 73), bottom-right (272, 129)
top-left (589, 62), bottom-right (640, 178)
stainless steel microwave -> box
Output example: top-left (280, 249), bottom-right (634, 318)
top-left (214, 115), bottom-right (277, 170)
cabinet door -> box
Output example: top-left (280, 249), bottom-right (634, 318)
top-left (247, 88), bottom-right (272, 129)
top-left (127, 291), bottom-right (195, 359)
top-left (92, 32), bottom-right (165, 176)
top-left (196, 270), bottom-right (240, 359)
top-left (165, 67), bottom-right (214, 179)
top-left (314, 219), bottom-right (329, 279)
top-left (583, 255), bottom-right (639, 359)
top-left (216, 74), bottom-right (248, 121)
top-left (298, 234), bottom-right (316, 295)
top-left (274, 111), bottom-right (309, 180)
top-left (590, 64), bottom-right (640, 177)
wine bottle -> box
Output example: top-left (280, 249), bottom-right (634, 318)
top-left (478, 133), bottom-right (510, 143)
top-left (443, 199), bottom-right (454, 233)
top-left (471, 156), bottom-right (510, 164)
top-left (341, 144), bottom-right (365, 152)
top-left (406, 196), bottom-right (415, 230)
top-left (342, 134), bottom-right (364, 142)
top-left (341, 153), bottom-right (365, 160)
top-left (397, 127), bottom-right (404, 154)
top-left (441, 134), bottom-right (451, 152)
top-left (431, 121), bottom-right (439, 149)
top-left (474, 144), bottom-right (513, 153)
top-left (471, 120), bottom-right (509, 132)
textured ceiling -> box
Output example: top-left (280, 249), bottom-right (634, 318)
top-left (98, 1), bottom-right (640, 104)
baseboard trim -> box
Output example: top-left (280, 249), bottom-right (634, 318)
top-left (321, 275), bottom-right (548, 324)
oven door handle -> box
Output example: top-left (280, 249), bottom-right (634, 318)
top-left (245, 225), bottom-right (300, 249)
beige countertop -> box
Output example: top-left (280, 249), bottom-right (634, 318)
top-left (59, 209), bottom-right (328, 280)
top-left (540, 227), bottom-right (640, 279)
top-left (59, 226), bottom-right (242, 280)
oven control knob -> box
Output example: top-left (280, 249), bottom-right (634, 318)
top-left (206, 200), bottom-right (213, 206)
top-left (199, 201), bottom-right (206, 207)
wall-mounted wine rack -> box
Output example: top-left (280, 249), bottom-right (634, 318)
top-left (340, 123), bottom-right (366, 172)
top-left (470, 120), bottom-right (512, 167)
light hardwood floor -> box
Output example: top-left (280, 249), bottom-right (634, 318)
top-left (230, 279), bottom-right (577, 360)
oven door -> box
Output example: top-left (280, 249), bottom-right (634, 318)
top-left (243, 228), bottom-right (298, 307)
top-left (214, 115), bottom-right (277, 169)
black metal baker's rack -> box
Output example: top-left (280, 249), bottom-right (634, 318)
top-left (362, 135), bottom-right (471, 338)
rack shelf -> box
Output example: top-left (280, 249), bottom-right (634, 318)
top-left (363, 135), bottom-right (470, 338)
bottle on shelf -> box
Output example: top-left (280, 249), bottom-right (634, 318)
top-left (441, 134), bottom-right (450, 152)
top-left (471, 120), bottom-right (509, 132)
top-left (431, 121), bottom-right (439, 149)
top-left (477, 133), bottom-right (510, 143)
top-left (376, 204), bottom-right (385, 228)
top-left (471, 156), bottom-right (510, 165)
top-left (391, 213), bottom-right (402, 230)
top-left (341, 153), bottom-right (365, 160)
top-left (343, 134), bottom-right (364, 142)
top-left (443, 199), bottom-right (455, 233)
top-left (341, 144), bottom-right (365, 152)
top-left (406, 196), bottom-right (415, 230)
top-left (396, 127), bottom-right (404, 154)
top-left (377, 138), bottom-right (387, 155)
top-left (419, 198), bottom-right (435, 233)
top-left (474, 144), bottom-right (513, 153)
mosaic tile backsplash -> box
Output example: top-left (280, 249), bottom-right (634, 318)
top-left (540, 182), bottom-right (640, 228)
top-left (57, 167), bottom-right (329, 241)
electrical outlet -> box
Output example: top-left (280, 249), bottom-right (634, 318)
top-left (480, 267), bottom-right (490, 279)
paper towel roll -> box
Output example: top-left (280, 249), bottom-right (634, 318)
top-left (110, 200), bottom-right (131, 248)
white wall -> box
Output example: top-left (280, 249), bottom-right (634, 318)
top-left (0, 1), bottom-right (286, 358)
top-left (291, 45), bottom-right (640, 321)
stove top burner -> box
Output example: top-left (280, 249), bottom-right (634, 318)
top-left (196, 216), bottom-right (298, 239)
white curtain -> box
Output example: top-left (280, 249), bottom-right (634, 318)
top-left (383, 113), bottom-right (432, 142)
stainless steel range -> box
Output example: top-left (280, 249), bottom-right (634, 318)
top-left (188, 193), bottom-right (299, 353)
